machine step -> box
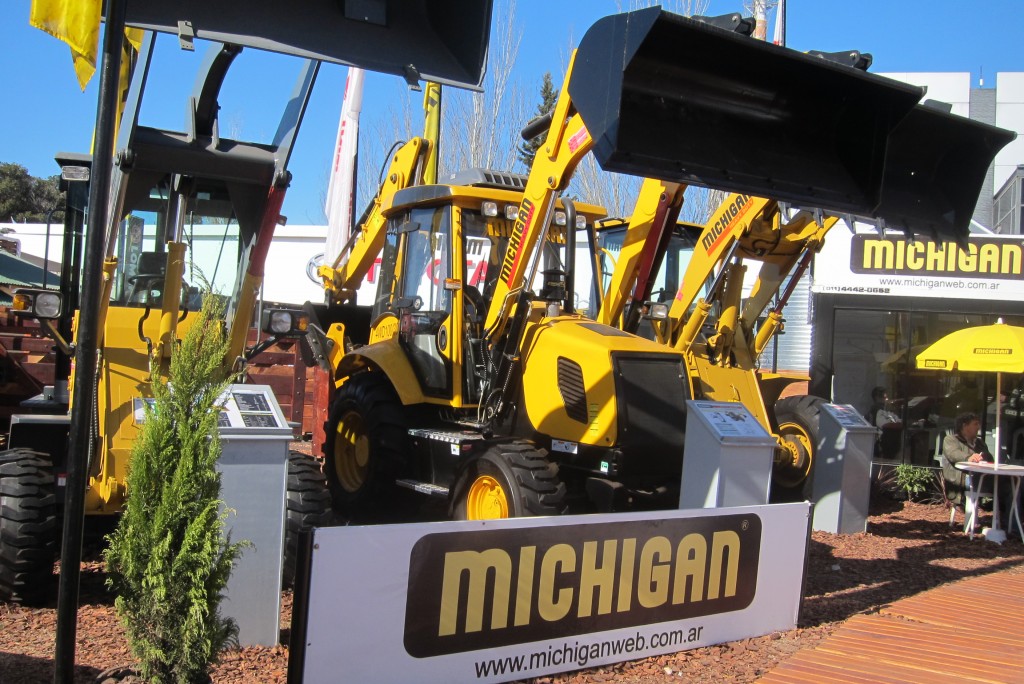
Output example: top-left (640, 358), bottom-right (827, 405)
top-left (396, 479), bottom-right (450, 497)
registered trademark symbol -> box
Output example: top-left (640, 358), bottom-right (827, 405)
top-left (741, 520), bottom-right (749, 531)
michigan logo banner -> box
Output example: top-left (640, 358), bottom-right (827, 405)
top-left (294, 503), bottom-right (811, 683)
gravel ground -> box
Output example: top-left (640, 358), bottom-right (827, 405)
top-left (2, 498), bottom-right (1023, 683)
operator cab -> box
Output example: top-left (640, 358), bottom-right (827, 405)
top-left (372, 169), bottom-right (606, 405)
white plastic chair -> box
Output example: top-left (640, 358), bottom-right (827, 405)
top-left (933, 430), bottom-right (958, 526)
top-left (962, 471), bottom-right (995, 537)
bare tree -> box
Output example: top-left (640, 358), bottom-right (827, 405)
top-left (441, 0), bottom-right (526, 174)
top-left (344, 0), bottom-right (528, 214)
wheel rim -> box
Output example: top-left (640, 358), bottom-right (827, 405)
top-left (776, 420), bottom-right (813, 488)
top-left (333, 410), bottom-right (370, 493)
top-left (465, 475), bottom-right (509, 519)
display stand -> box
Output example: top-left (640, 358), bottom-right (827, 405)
top-left (812, 404), bottom-right (877, 534)
top-left (215, 384), bottom-right (292, 646)
top-left (679, 400), bottom-right (776, 509)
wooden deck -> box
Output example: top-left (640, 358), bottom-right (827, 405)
top-left (759, 573), bottom-right (1024, 683)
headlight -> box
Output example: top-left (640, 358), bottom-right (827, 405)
top-left (482, 201), bottom-right (499, 217)
top-left (645, 302), bottom-right (669, 320)
top-left (12, 289), bottom-right (63, 319)
top-left (261, 309), bottom-right (309, 335)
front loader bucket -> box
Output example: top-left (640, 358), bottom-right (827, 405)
top-left (119, 0), bottom-right (492, 90)
top-left (873, 103), bottom-right (1015, 242)
top-left (568, 8), bottom-right (926, 215)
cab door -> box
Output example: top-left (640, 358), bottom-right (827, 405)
top-left (385, 205), bottom-right (456, 398)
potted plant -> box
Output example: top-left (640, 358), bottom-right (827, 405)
top-left (104, 295), bottom-right (248, 683)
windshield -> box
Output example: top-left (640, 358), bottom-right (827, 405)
top-left (113, 200), bottom-right (241, 310)
top-left (461, 209), bottom-right (567, 303)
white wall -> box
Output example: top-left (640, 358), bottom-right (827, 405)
top-left (880, 71), bottom-right (971, 118)
top-left (996, 72), bottom-right (1024, 189)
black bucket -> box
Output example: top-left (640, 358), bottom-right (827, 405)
top-left (568, 8), bottom-right (929, 215)
top-left (873, 103), bottom-right (1016, 242)
top-left (120, 0), bottom-right (492, 90)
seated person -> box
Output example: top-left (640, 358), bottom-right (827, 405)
top-left (941, 412), bottom-right (991, 505)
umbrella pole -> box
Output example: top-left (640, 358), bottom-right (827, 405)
top-left (995, 372), bottom-right (1002, 466)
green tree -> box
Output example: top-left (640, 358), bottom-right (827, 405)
top-left (105, 294), bottom-right (247, 684)
top-left (0, 162), bottom-right (63, 223)
top-left (516, 72), bottom-right (557, 170)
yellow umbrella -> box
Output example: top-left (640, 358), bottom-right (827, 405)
top-left (916, 320), bottom-right (1024, 464)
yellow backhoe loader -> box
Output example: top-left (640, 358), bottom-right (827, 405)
top-left (308, 8), bottom-right (1011, 521)
top-left (590, 52), bottom-right (1014, 500)
top-left (0, 1), bottom-right (494, 604)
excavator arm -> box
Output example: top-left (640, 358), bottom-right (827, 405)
top-left (317, 136), bottom-right (432, 305)
top-left (595, 178), bottom-right (687, 330)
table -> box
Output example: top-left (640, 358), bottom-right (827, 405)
top-left (955, 462), bottom-right (1024, 543)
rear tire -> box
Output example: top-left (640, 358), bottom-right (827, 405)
top-left (322, 373), bottom-right (406, 522)
top-left (453, 442), bottom-right (566, 519)
top-left (0, 449), bottom-right (57, 605)
top-left (772, 395), bottom-right (825, 502)
top-left (282, 450), bottom-right (331, 588)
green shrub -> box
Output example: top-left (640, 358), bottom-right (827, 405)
top-left (893, 464), bottom-right (935, 501)
top-left (105, 295), bottom-right (248, 684)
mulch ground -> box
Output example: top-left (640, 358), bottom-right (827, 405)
top-left (1, 497), bottom-right (1022, 683)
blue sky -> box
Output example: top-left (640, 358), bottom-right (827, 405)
top-left (3, 0), bottom-right (1021, 225)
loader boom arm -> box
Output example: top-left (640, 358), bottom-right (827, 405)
top-left (482, 52), bottom-right (593, 341)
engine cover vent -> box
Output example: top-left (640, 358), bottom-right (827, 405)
top-left (557, 357), bottom-right (589, 424)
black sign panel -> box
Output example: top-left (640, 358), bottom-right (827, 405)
top-left (403, 514), bottom-right (761, 657)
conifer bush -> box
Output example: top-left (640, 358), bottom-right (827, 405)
top-left (105, 295), bottom-right (247, 684)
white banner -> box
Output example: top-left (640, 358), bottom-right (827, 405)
top-left (324, 67), bottom-right (364, 264)
top-left (296, 503), bottom-right (811, 683)
top-left (813, 226), bottom-right (1024, 300)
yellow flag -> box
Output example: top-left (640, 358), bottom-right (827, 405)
top-left (30, 0), bottom-right (102, 90)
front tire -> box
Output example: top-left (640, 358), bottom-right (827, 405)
top-left (453, 442), bottom-right (566, 520)
top-left (772, 395), bottom-right (825, 501)
top-left (0, 449), bottom-right (58, 605)
top-left (322, 373), bottom-right (406, 522)
top-left (282, 450), bottom-right (331, 588)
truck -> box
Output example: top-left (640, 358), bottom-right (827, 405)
top-left (305, 8), bottom-right (1012, 521)
top-left (0, 1), bottom-right (494, 604)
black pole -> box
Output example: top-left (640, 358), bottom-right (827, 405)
top-left (53, 1), bottom-right (126, 681)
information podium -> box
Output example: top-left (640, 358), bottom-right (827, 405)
top-left (812, 404), bottom-right (877, 534)
top-left (679, 400), bottom-right (776, 509)
top-left (215, 384), bottom-right (293, 646)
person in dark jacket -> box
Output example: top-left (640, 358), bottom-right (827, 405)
top-left (942, 412), bottom-right (998, 511)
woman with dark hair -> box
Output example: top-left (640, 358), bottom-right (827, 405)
top-left (941, 412), bottom-right (991, 504)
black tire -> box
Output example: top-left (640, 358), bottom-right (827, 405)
top-left (322, 373), bottom-right (406, 521)
top-left (452, 442), bottom-right (566, 519)
top-left (772, 395), bottom-right (826, 502)
top-left (0, 449), bottom-right (58, 605)
top-left (282, 450), bottom-right (332, 588)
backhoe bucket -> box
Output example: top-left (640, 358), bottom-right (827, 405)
top-left (119, 0), bottom-right (492, 90)
top-left (568, 8), bottom-right (926, 215)
top-left (873, 104), bottom-right (1015, 242)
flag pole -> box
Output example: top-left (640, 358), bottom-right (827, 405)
top-left (53, 0), bottom-right (125, 680)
